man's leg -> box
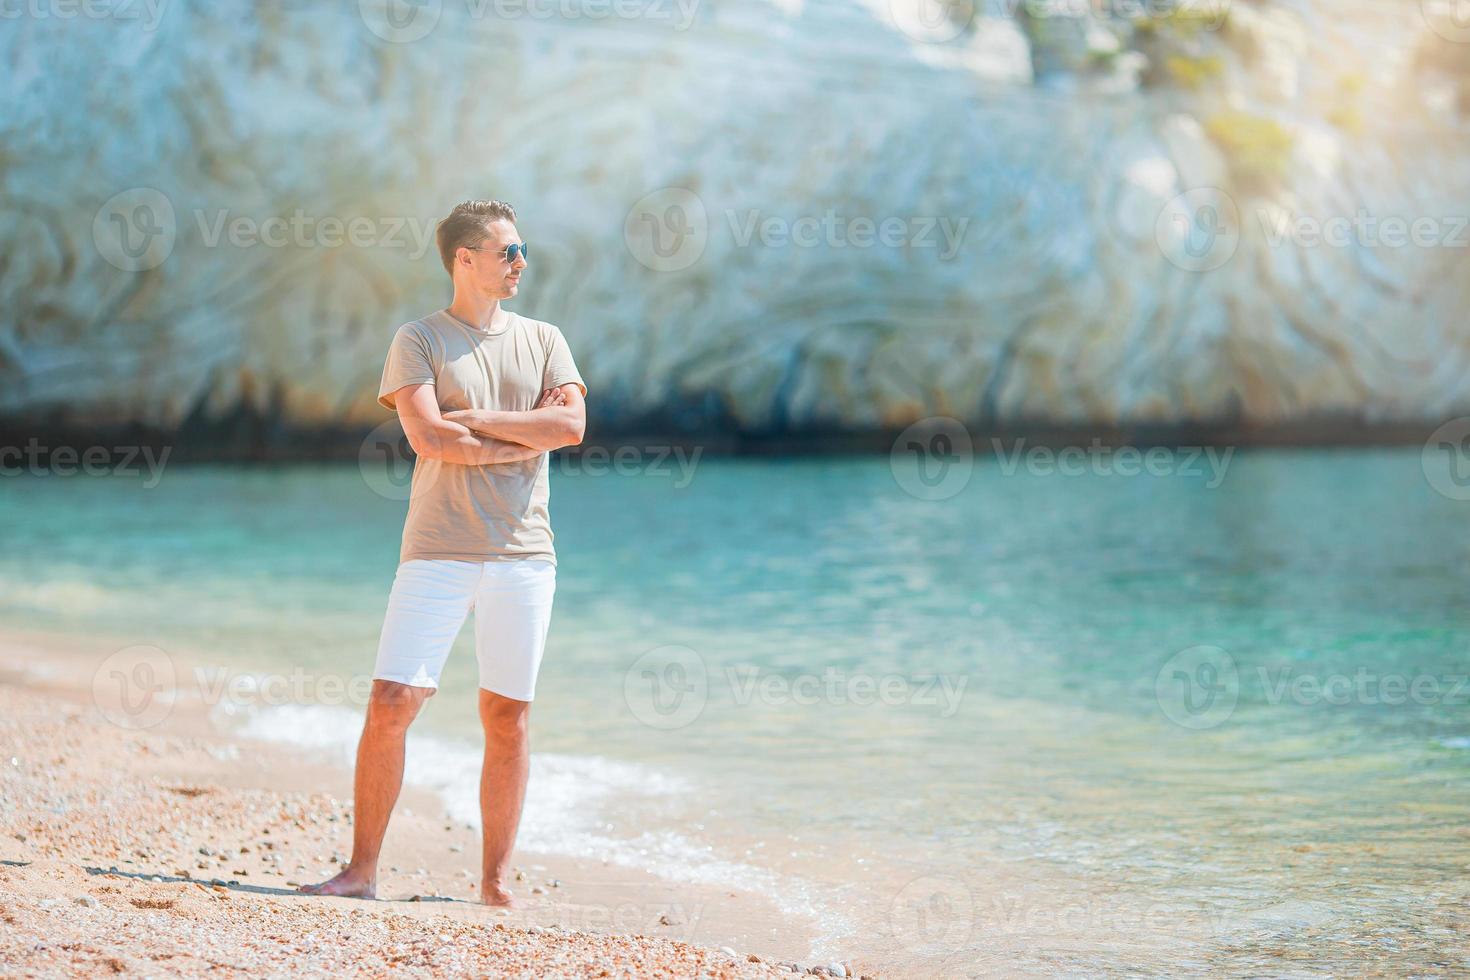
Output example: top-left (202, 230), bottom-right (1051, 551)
top-left (471, 559), bottom-right (555, 905)
top-left (299, 681), bottom-right (432, 897)
top-left (298, 558), bottom-right (477, 899)
top-left (478, 689), bottom-right (531, 906)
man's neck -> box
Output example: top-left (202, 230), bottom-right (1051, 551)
top-left (446, 293), bottom-right (509, 332)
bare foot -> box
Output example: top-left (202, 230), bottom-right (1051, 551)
top-left (479, 883), bottom-right (515, 907)
top-left (298, 866), bottom-right (377, 899)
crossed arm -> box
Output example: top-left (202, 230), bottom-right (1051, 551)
top-left (442, 384), bottom-right (586, 452)
top-left (388, 382), bottom-right (585, 466)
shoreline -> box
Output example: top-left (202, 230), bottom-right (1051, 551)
top-left (0, 630), bottom-right (870, 978)
top-left (0, 417), bottom-right (1449, 465)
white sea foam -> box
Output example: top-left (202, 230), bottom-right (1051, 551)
top-left (227, 701), bottom-right (849, 952)
top-left (7, 580), bottom-right (126, 614)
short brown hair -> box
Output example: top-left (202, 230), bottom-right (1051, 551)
top-left (435, 200), bottom-right (518, 274)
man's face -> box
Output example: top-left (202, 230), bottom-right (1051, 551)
top-left (457, 219), bottom-right (527, 300)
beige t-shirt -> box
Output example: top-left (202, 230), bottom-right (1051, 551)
top-left (377, 309), bottom-right (586, 566)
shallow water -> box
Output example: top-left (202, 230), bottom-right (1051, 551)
top-left (4, 449), bottom-right (1468, 974)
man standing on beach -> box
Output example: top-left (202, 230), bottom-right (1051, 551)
top-left (301, 200), bottom-right (586, 906)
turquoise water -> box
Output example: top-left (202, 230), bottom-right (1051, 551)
top-left (3, 450), bottom-right (1468, 974)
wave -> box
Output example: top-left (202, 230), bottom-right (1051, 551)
top-left (227, 701), bottom-right (848, 952)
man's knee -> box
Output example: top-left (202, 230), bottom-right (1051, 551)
top-left (366, 680), bottom-right (432, 734)
top-left (479, 690), bottom-right (530, 741)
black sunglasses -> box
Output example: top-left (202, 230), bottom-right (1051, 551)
top-left (468, 242), bottom-right (529, 263)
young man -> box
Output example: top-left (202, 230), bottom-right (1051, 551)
top-left (301, 200), bottom-right (586, 906)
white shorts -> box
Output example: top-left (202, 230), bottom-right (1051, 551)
top-left (373, 558), bottom-right (557, 702)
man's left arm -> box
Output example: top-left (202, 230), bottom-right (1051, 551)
top-left (444, 384), bottom-right (586, 452)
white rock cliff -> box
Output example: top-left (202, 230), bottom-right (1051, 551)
top-left (1, 0), bottom-right (1467, 439)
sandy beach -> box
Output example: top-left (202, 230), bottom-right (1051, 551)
top-left (0, 632), bottom-right (872, 978)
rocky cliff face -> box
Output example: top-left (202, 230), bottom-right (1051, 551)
top-left (1, 0), bottom-right (1467, 441)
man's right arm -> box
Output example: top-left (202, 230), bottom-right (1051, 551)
top-left (389, 383), bottom-right (543, 466)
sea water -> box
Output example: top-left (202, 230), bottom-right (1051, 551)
top-left (3, 449), bottom-right (1467, 974)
